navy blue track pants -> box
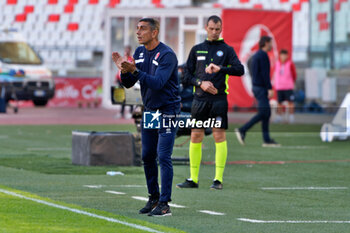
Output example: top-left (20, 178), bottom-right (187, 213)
top-left (141, 110), bottom-right (178, 202)
top-left (240, 86), bottom-right (272, 142)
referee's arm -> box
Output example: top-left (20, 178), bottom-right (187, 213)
top-left (219, 47), bottom-right (244, 76)
top-left (184, 47), bottom-right (201, 87)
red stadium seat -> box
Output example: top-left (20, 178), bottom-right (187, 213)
top-left (7, 0), bottom-right (17, 4)
top-left (213, 3), bottom-right (223, 8)
top-left (253, 4), bottom-right (263, 9)
top-left (48, 14), bottom-right (60, 22)
top-left (24, 5), bottom-right (34, 14)
top-left (48, 0), bottom-right (58, 4)
top-left (15, 14), bottom-right (27, 22)
top-left (64, 4), bottom-right (74, 13)
top-left (239, 0), bottom-right (249, 3)
top-left (317, 13), bottom-right (327, 21)
top-left (280, 0), bottom-right (289, 2)
top-left (155, 3), bottom-right (165, 8)
top-left (89, 0), bottom-right (99, 4)
top-left (108, 0), bottom-right (120, 7)
top-left (68, 0), bottom-right (79, 4)
top-left (292, 3), bottom-right (301, 11)
top-left (67, 23), bottom-right (79, 31)
top-left (319, 22), bottom-right (329, 31)
top-left (335, 2), bottom-right (341, 11)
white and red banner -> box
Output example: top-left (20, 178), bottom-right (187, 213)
top-left (222, 9), bottom-right (293, 108)
top-left (48, 77), bottom-right (102, 107)
top-left (12, 77), bottom-right (102, 108)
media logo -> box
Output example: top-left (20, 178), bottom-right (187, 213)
top-left (143, 111), bottom-right (222, 129)
top-left (143, 110), bottom-right (162, 129)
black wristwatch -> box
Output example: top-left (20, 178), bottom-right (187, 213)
top-left (132, 68), bottom-right (140, 77)
top-left (196, 79), bottom-right (202, 87)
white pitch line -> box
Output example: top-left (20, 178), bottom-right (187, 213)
top-left (27, 147), bottom-right (70, 151)
top-left (114, 185), bottom-right (147, 188)
top-left (0, 188), bottom-right (163, 233)
top-left (105, 190), bottom-right (126, 195)
top-left (198, 210), bottom-right (225, 216)
top-left (280, 146), bottom-right (329, 149)
top-left (237, 218), bottom-right (350, 224)
top-left (261, 187), bottom-right (348, 190)
top-left (84, 185), bottom-right (146, 188)
top-left (84, 185), bottom-right (103, 189)
top-left (131, 196), bottom-right (186, 208)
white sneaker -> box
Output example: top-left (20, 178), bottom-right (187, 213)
top-left (288, 114), bottom-right (295, 124)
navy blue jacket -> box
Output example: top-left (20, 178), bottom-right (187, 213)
top-left (251, 49), bottom-right (272, 90)
top-left (121, 42), bottom-right (181, 110)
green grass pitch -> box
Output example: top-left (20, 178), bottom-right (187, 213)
top-left (0, 124), bottom-right (349, 233)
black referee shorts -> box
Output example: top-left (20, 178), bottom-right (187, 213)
top-left (191, 98), bottom-right (228, 129)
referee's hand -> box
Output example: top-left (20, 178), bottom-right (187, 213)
top-left (200, 81), bottom-right (218, 95)
top-left (205, 63), bottom-right (220, 74)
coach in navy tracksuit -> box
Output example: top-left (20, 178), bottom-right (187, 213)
top-left (235, 36), bottom-right (280, 147)
top-left (112, 18), bottom-right (180, 217)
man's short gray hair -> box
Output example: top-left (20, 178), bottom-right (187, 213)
top-left (139, 18), bottom-right (160, 31)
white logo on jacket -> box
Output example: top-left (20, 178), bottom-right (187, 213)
top-left (152, 60), bottom-right (159, 66)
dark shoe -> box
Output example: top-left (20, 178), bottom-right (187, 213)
top-left (262, 139), bottom-right (281, 147)
top-left (176, 179), bottom-right (198, 188)
top-left (235, 128), bottom-right (245, 146)
top-left (210, 180), bottom-right (223, 190)
top-left (148, 202), bottom-right (172, 217)
top-left (139, 196), bottom-right (158, 214)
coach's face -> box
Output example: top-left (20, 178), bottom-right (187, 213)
top-left (266, 41), bottom-right (273, 52)
top-left (136, 21), bottom-right (158, 45)
top-left (206, 20), bottom-right (222, 41)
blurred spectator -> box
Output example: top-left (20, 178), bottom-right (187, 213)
top-left (178, 64), bottom-right (193, 112)
top-left (274, 49), bottom-right (297, 123)
top-left (115, 45), bottom-right (134, 119)
top-left (0, 85), bottom-right (6, 113)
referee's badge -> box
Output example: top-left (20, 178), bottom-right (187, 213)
top-left (216, 50), bottom-right (224, 57)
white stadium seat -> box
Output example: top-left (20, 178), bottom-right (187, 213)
top-left (1, 0), bottom-right (347, 71)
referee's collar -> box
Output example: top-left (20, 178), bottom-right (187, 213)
top-left (205, 38), bottom-right (224, 44)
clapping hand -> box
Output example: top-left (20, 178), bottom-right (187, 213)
top-left (112, 52), bottom-right (136, 74)
top-left (121, 58), bottom-right (136, 74)
top-left (112, 52), bottom-right (125, 70)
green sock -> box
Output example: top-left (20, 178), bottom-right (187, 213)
top-left (214, 141), bottom-right (227, 183)
top-left (189, 142), bottom-right (202, 184)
